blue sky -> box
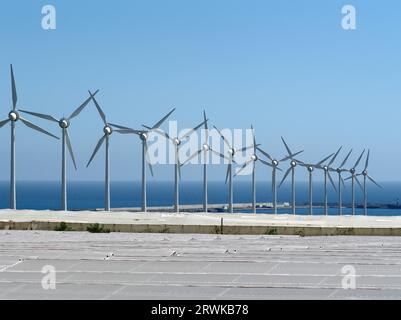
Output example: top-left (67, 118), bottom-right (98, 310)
top-left (0, 0), bottom-right (400, 182)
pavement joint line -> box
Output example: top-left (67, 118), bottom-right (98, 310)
top-left (100, 285), bottom-right (127, 300)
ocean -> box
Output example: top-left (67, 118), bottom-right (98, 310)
top-left (0, 180), bottom-right (400, 215)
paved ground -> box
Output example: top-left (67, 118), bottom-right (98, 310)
top-left (1, 230), bottom-right (401, 299)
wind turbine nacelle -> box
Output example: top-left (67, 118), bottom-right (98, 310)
top-left (140, 132), bottom-right (148, 141)
top-left (307, 166), bottom-right (314, 172)
top-left (174, 138), bottom-right (181, 146)
top-left (251, 154), bottom-right (258, 161)
top-left (291, 160), bottom-right (297, 167)
top-left (228, 148), bottom-right (235, 156)
top-left (8, 111), bottom-right (19, 122)
top-left (202, 143), bottom-right (209, 151)
top-left (103, 126), bottom-right (113, 135)
top-left (272, 159), bottom-right (279, 166)
top-left (59, 118), bottom-right (70, 128)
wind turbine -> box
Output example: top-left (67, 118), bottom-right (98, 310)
top-left (315, 146), bottom-right (341, 215)
top-left (86, 91), bottom-right (128, 211)
top-left (257, 138), bottom-right (303, 214)
top-left (181, 111), bottom-right (229, 212)
top-left (110, 108), bottom-right (176, 212)
top-left (234, 126), bottom-right (266, 213)
top-left (356, 150), bottom-right (382, 215)
top-left (0, 64), bottom-right (59, 209)
top-left (151, 118), bottom-right (207, 213)
top-left (19, 91), bottom-right (98, 210)
top-left (297, 153), bottom-right (334, 215)
top-left (213, 125), bottom-right (247, 213)
top-left (330, 149), bottom-right (353, 215)
top-left (278, 138), bottom-right (303, 215)
top-left (344, 150), bottom-right (365, 215)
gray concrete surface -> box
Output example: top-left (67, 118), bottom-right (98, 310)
top-left (3, 210), bottom-right (401, 236)
top-left (1, 230), bottom-right (401, 299)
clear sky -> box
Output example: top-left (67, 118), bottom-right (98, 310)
top-left (0, 0), bottom-right (400, 183)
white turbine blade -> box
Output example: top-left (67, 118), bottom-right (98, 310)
top-left (65, 129), bottom-right (77, 170)
top-left (89, 90), bottom-right (107, 125)
top-left (281, 137), bottom-right (292, 155)
top-left (69, 90), bottom-right (99, 120)
top-left (181, 149), bottom-right (202, 166)
top-left (355, 175), bottom-right (363, 191)
top-left (19, 117), bottom-right (59, 139)
top-left (259, 158), bottom-right (273, 167)
top-left (340, 149), bottom-right (353, 168)
top-left (10, 64), bottom-right (17, 110)
top-left (353, 149), bottom-right (365, 169)
top-left (0, 119), bottom-right (10, 128)
top-left (367, 175), bottom-right (382, 188)
top-left (234, 159), bottom-right (252, 177)
top-left (328, 172), bottom-right (337, 191)
top-left (19, 109), bottom-right (58, 123)
top-left (210, 148), bottom-right (231, 162)
top-left (278, 167), bottom-right (292, 188)
top-left (364, 150), bottom-right (370, 171)
top-left (316, 153), bottom-right (335, 166)
top-left (328, 146), bottom-right (342, 166)
top-left (179, 119), bottom-right (207, 140)
top-left (236, 144), bottom-right (258, 153)
top-left (256, 146), bottom-right (273, 161)
top-left (213, 125), bottom-right (231, 149)
top-left (151, 128), bottom-right (172, 141)
top-left (225, 165), bottom-right (230, 184)
top-left (151, 108), bottom-right (176, 129)
top-left (341, 176), bottom-right (346, 189)
top-left (280, 150), bottom-right (303, 162)
top-left (86, 134), bottom-right (106, 167)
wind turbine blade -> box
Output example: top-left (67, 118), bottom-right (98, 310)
top-left (367, 175), bottom-right (382, 188)
top-left (86, 135), bottom-right (106, 167)
top-left (278, 167), bottom-right (291, 188)
top-left (203, 110), bottom-right (208, 142)
top-left (19, 117), bottom-right (59, 139)
top-left (340, 149), bottom-right (353, 168)
top-left (89, 90), bottom-right (107, 125)
top-left (316, 153), bottom-right (334, 166)
top-left (68, 90), bottom-right (99, 120)
top-left (256, 147), bottom-right (273, 161)
top-left (355, 175), bottom-right (363, 191)
top-left (0, 119), bottom-right (10, 128)
top-left (181, 149), bottom-right (202, 166)
top-left (364, 150), bottom-right (370, 171)
top-left (19, 109), bottom-right (58, 123)
top-left (144, 142), bottom-right (154, 177)
top-left (65, 129), bottom-right (77, 170)
top-left (280, 150), bottom-right (303, 162)
top-left (179, 119), bottom-right (207, 140)
top-left (210, 148), bottom-right (231, 162)
top-left (151, 108), bottom-right (176, 129)
top-left (353, 149), bottom-right (365, 169)
top-left (234, 160), bottom-right (252, 177)
top-left (213, 125), bottom-right (231, 149)
top-left (259, 158), bottom-right (273, 167)
top-left (10, 64), bottom-right (17, 110)
top-left (151, 128), bottom-right (172, 141)
top-left (281, 137), bottom-right (292, 155)
top-left (237, 144), bottom-right (259, 153)
top-left (341, 176), bottom-right (346, 189)
top-left (328, 146), bottom-right (342, 166)
top-left (225, 165), bottom-right (230, 184)
top-left (328, 172), bottom-right (337, 191)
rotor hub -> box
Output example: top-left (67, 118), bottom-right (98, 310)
top-left (336, 168), bottom-right (341, 173)
top-left (174, 138), bottom-right (181, 146)
top-left (362, 170), bottom-right (368, 176)
top-left (307, 166), bottom-right (314, 172)
top-left (202, 143), bottom-right (209, 151)
top-left (323, 166), bottom-right (328, 171)
top-left (103, 125), bottom-right (113, 135)
top-left (8, 111), bottom-right (19, 122)
top-left (290, 160), bottom-right (297, 167)
top-left (228, 148), bottom-right (235, 156)
top-left (251, 154), bottom-right (258, 161)
top-left (140, 132), bottom-right (147, 141)
top-left (59, 118), bottom-right (70, 128)
top-left (350, 168), bottom-right (355, 174)
top-left (272, 159), bottom-right (279, 166)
